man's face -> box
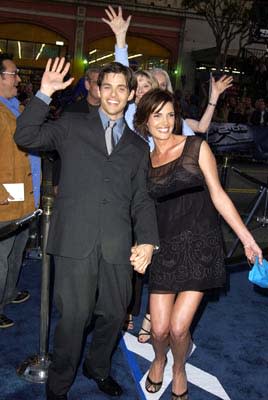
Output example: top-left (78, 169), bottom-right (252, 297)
top-left (258, 99), bottom-right (266, 111)
top-left (0, 60), bottom-right (21, 99)
top-left (99, 72), bottom-right (134, 120)
top-left (244, 97), bottom-right (252, 108)
top-left (25, 83), bottom-right (33, 94)
top-left (85, 71), bottom-right (100, 105)
top-left (154, 72), bottom-right (167, 90)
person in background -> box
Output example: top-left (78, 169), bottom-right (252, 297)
top-left (242, 96), bottom-right (255, 124)
top-left (250, 98), bottom-right (268, 126)
top-left (0, 53), bottom-right (38, 329)
top-left (134, 88), bottom-right (262, 400)
top-left (18, 82), bottom-right (34, 106)
top-left (151, 68), bottom-right (173, 92)
top-left (65, 66), bottom-right (101, 112)
top-left (212, 97), bottom-right (229, 123)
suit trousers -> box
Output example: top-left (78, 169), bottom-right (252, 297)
top-left (0, 222), bottom-right (29, 313)
top-left (47, 242), bottom-right (133, 395)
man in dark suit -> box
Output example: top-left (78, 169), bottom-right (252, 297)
top-left (250, 98), bottom-right (268, 126)
top-left (15, 58), bottom-right (159, 400)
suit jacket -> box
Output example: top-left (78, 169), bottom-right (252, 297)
top-left (250, 110), bottom-right (268, 126)
top-left (52, 98), bottom-right (99, 186)
top-left (14, 96), bottom-right (159, 263)
top-left (0, 102), bottom-right (35, 222)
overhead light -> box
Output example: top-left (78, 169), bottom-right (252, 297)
top-left (18, 41), bottom-right (21, 59)
top-left (88, 53), bottom-right (114, 64)
top-left (56, 41), bottom-right (64, 46)
top-left (128, 54), bottom-right (143, 60)
top-left (89, 49), bottom-right (97, 55)
top-left (35, 44), bottom-right (46, 60)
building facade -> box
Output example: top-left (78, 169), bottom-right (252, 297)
top-left (0, 0), bottom-right (266, 92)
top-left (0, 0), bottom-right (185, 86)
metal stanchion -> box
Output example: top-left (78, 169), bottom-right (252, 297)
top-left (226, 168), bottom-right (268, 258)
top-left (17, 195), bottom-right (54, 383)
top-left (220, 155), bottom-right (230, 189)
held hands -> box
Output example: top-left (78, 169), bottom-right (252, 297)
top-left (130, 244), bottom-right (154, 274)
top-left (243, 240), bottom-right (263, 265)
top-left (40, 57), bottom-right (74, 98)
top-left (102, 5), bottom-right (131, 41)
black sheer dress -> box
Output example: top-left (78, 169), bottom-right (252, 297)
top-left (148, 136), bottom-right (226, 294)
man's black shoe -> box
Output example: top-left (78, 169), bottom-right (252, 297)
top-left (46, 384), bottom-right (68, 400)
top-left (11, 290), bottom-right (30, 304)
top-left (83, 362), bottom-right (123, 396)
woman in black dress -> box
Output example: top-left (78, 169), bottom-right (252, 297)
top-left (133, 89), bottom-right (262, 400)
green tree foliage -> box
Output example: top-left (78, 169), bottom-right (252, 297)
top-left (182, 0), bottom-right (253, 69)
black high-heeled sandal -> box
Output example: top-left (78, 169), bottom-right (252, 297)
top-left (145, 356), bottom-right (167, 393)
top-left (138, 314), bottom-right (151, 343)
top-left (171, 389), bottom-right (189, 400)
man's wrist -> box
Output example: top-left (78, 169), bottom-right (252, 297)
top-left (40, 86), bottom-right (54, 98)
top-left (36, 90), bottom-right (52, 105)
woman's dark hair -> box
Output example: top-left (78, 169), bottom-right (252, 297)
top-left (134, 88), bottom-right (182, 138)
top-left (97, 62), bottom-right (137, 92)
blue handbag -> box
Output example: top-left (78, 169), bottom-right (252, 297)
top-left (248, 257), bottom-right (268, 288)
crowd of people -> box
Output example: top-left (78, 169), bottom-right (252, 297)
top-left (0, 5), bottom-right (265, 400)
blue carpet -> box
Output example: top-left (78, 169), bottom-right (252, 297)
top-left (0, 260), bottom-right (268, 400)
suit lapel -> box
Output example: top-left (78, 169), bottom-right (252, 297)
top-left (85, 111), bottom-right (108, 155)
top-left (84, 111), bottom-right (138, 156)
top-left (112, 125), bottom-right (136, 154)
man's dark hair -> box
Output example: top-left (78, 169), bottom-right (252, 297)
top-left (134, 88), bottom-right (182, 138)
top-left (0, 53), bottom-right (13, 74)
top-left (97, 62), bottom-right (137, 92)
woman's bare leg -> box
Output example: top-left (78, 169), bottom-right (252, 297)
top-left (170, 291), bottom-right (204, 395)
top-left (146, 293), bottom-right (176, 391)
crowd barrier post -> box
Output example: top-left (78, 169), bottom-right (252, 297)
top-left (17, 195), bottom-right (54, 383)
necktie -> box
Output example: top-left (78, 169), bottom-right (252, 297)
top-left (105, 120), bottom-right (116, 155)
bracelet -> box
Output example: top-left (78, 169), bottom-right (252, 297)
top-left (208, 101), bottom-right (216, 106)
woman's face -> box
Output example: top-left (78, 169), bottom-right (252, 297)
top-left (147, 101), bottom-right (175, 141)
top-left (135, 76), bottom-right (152, 104)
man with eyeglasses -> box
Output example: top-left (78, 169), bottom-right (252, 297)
top-left (0, 53), bottom-right (36, 328)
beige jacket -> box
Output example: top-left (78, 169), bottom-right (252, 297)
top-left (0, 101), bottom-right (35, 221)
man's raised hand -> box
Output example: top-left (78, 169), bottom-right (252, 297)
top-left (40, 57), bottom-right (74, 97)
